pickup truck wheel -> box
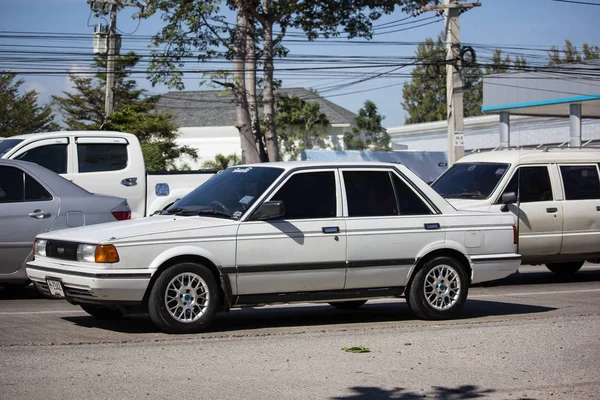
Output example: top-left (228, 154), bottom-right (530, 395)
top-left (545, 261), bottom-right (584, 276)
top-left (80, 304), bottom-right (124, 320)
top-left (407, 256), bottom-right (468, 320)
top-left (329, 300), bottom-right (367, 309)
top-left (148, 263), bottom-right (219, 334)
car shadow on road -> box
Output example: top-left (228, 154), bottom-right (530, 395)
top-left (0, 284), bottom-right (45, 300)
top-left (61, 298), bottom-right (555, 335)
top-left (474, 266), bottom-right (600, 288)
top-left (332, 385), bottom-right (496, 400)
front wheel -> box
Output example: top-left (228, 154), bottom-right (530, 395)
top-left (148, 263), bottom-right (219, 334)
top-left (545, 261), bottom-right (584, 277)
top-left (407, 256), bottom-right (469, 320)
top-left (329, 300), bottom-right (367, 309)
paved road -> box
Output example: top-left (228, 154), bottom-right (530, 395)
top-left (1, 265), bottom-right (599, 399)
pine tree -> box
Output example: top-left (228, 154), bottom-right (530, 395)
top-left (344, 100), bottom-right (390, 151)
top-left (548, 40), bottom-right (599, 66)
top-left (0, 72), bottom-right (58, 137)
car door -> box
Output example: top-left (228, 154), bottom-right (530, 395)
top-left (493, 165), bottom-right (562, 257)
top-left (0, 165), bottom-right (59, 275)
top-left (72, 137), bottom-right (145, 218)
top-left (558, 164), bottom-right (600, 255)
top-left (235, 169), bottom-right (347, 297)
top-left (342, 168), bottom-right (444, 290)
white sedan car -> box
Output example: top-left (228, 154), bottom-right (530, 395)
top-left (27, 162), bottom-right (521, 334)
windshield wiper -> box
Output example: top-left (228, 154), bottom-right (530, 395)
top-left (160, 207), bottom-right (193, 215)
top-left (195, 209), bottom-right (235, 219)
top-left (444, 192), bottom-right (487, 199)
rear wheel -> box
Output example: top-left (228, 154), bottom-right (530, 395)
top-left (545, 261), bottom-right (584, 276)
top-left (407, 256), bottom-right (469, 320)
top-left (80, 304), bottom-right (124, 320)
top-left (329, 300), bottom-right (367, 309)
top-left (148, 262), bottom-right (219, 334)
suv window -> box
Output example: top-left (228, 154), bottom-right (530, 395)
top-left (392, 174), bottom-right (432, 215)
top-left (560, 165), bottom-right (600, 200)
top-left (15, 144), bottom-right (67, 174)
top-left (0, 166), bottom-right (51, 203)
top-left (501, 166), bottom-right (553, 203)
top-left (78, 143), bottom-right (128, 173)
top-left (271, 171), bottom-right (336, 219)
top-left (344, 171), bottom-right (397, 217)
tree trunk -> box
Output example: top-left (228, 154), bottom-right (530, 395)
top-left (245, 19), bottom-right (267, 162)
top-left (234, 3), bottom-right (260, 164)
top-left (262, 6), bottom-right (279, 162)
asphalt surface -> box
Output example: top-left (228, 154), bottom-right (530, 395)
top-left (1, 264), bottom-right (599, 400)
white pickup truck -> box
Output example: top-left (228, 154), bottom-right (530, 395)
top-left (0, 131), bottom-right (216, 218)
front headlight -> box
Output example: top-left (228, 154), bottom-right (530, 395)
top-left (77, 244), bottom-right (96, 262)
top-left (34, 239), bottom-right (47, 257)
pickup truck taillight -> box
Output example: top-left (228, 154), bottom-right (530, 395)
top-left (111, 204), bottom-right (132, 221)
top-left (513, 225), bottom-right (518, 244)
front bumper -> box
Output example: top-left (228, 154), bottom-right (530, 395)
top-left (26, 260), bottom-right (151, 304)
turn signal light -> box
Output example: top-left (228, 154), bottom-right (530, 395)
top-left (95, 245), bottom-right (120, 263)
top-left (513, 225), bottom-right (518, 244)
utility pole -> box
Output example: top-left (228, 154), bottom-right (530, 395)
top-left (418, 0), bottom-right (480, 165)
top-left (87, 0), bottom-right (142, 120)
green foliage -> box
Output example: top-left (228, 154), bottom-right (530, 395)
top-left (344, 100), bottom-right (390, 151)
top-left (0, 72), bottom-right (58, 137)
top-left (52, 52), bottom-right (196, 171)
top-left (342, 346), bottom-right (372, 353)
top-left (548, 40), bottom-right (600, 66)
top-left (202, 153), bottom-right (241, 170)
top-left (274, 93), bottom-right (330, 160)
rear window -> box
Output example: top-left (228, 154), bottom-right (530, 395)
top-left (77, 143), bottom-right (128, 173)
top-left (432, 162), bottom-right (509, 199)
top-left (560, 165), bottom-right (600, 200)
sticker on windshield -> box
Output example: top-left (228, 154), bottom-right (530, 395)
top-left (468, 165), bottom-right (477, 171)
top-left (232, 167), bottom-right (252, 173)
top-left (495, 168), bottom-right (505, 175)
top-left (239, 195), bottom-right (254, 205)
top-left (233, 211), bottom-right (243, 219)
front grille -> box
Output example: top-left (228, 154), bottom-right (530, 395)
top-left (65, 287), bottom-right (93, 298)
top-left (46, 240), bottom-right (79, 261)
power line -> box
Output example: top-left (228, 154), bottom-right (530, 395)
top-left (552, 0), bottom-right (600, 5)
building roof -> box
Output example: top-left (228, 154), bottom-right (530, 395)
top-left (482, 60), bottom-right (600, 118)
top-left (156, 88), bottom-right (357, 128)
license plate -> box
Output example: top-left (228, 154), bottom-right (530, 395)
top-left (46, 278), bottom-right (65, 298)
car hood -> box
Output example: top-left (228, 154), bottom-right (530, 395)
top-left (37, 215), bottom-right (239, 244)
top-left (446, 198), bottom-right (492, 211)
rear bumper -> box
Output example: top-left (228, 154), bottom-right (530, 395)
top-left (470, 254), bottom-right (521, 284)
top-left (26, 261), bottom-right (151, 304)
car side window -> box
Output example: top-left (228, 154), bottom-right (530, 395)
top-left (392, 174), bottom-right (432, 215)
top-left (501, 166), bottom-right (553, 203)
top-left (77, 143), bottom-right (128, 173)
top-left (15, 144), bottom-right (68, 174)
top-left (0, 166), bottom-right (25, 203)
top-left (25, 174), bottom-right (52, 201)
top-left (560, 165), bottom-right (600, 200)
top-left (270, 171), bottom-right (336, 219)
top-left (344, 171), bottom-right (398, 217)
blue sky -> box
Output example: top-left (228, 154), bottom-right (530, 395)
top-left (2, 0), bottom-right (598, 127)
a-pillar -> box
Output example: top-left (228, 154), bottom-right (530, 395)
top-left (569, 104), bottom-right (582, 148)
top-left (499, 112), bottom-right (510, 148)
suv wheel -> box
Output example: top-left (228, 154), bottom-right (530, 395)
top-left (407, 256), bottom-right (469, 320)
top-left (545, 261), bottom-right (584, 277)
top-left (148, 262), bottom-right (219, 334)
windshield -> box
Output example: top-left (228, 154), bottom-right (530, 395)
top-left (432, 162), bottom-right (510, 199)
top-left (0, 139), bottom-right (23, 158)
top-left (163, 166), bottom-right (284, 218)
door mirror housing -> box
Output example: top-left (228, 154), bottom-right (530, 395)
top-left (252, 200), bottom-right (285, 221)
top-left (500, 192), bottom-right (517, 212)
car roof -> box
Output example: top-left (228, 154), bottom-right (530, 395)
top-left (0, 159), bottom-right (91, 197)
top-left (456, 148), bottom-right (600, 165)
top-left (232, 161), bottom-right (406, 171)
top-left (8, 130), bottom-right (137, 141)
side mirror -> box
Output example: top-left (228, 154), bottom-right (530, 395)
top-left (252, 200), bottom-right (285, 220)
top-left (500, 192), bottom-right (517, 212)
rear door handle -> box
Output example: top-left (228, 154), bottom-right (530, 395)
top-left (546, 207), bottom-right (558, 213)
top-left (29, 210), bottom-right (51, 219)
top-left (597, 206), bottom-right (600, 212)
top-left (424, 223), bottom-right (441, 230)
top-left (322, 226), bottom-right (340, 234)
top-left (121, 177), bottom-right (138, 187)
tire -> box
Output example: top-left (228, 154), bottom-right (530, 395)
top-left (407, 256), bottom-right (469, 320)
top-left (80, 304), bottom-right (124, 320)
top-left (545, 261), bottom-right (584, 276)
top-left (148, 262), bottom-right (219, 334)
top-left (329, 300), bottom-right (367, 309)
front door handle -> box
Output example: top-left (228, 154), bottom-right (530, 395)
top-left (322, 226), bottom-right (340, 234)
top-left (424, 223), bottom-right (441, 230)
top-left (597, 206), bottom-right (600, 212)
top-left (121, 177), bottom-right (138, 187)
top-left (29, 210), bottom-right (51, 219)
top-left (546, 207), bottom-right (558, 213)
